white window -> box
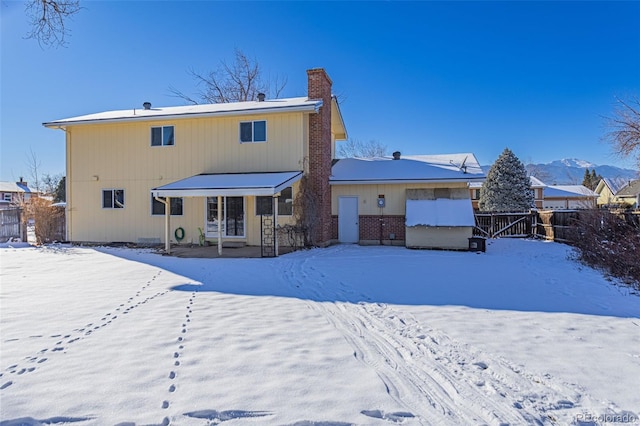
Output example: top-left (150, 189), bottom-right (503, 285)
top-left (239, 120), bottom-right (266, 143)
top-left (256, 187), bottom-right (293, 216)
top-left (151, 196), bottom-right (183, 216)
top-left (103, 189), bottom-right (124, 209)
top-left (3, 193), bottom-right (12, 202)
top-left (151, 126), bottom-right (175, 146)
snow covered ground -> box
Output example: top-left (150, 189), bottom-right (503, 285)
top-left (1, 239), bottom-right (639, 425)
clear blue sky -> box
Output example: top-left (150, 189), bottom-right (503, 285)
top-left (1, 1), bottom-right (639, 182)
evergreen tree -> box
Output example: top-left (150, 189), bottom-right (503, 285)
top-left (582, 168), bottom-right (602, 190)
top-left (54, 176), bottom-right (66, 202)
top-left (582, 169), bottom-right (592, 188)
top-left (590, 169), bottom-right (602, 190)
top-left (478, 148), bottom-right (534, 212)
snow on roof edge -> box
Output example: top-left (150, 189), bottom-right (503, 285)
top-left (44, 97), bottom-right (321, 127)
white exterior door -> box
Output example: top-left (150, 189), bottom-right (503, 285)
top-left (338, 196), bottom-right (359, 243)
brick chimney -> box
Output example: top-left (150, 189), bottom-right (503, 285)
top-left (307, 68), bottom-right (333, 246)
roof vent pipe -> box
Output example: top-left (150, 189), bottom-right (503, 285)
top-left (257, 93), bottom-right (265, 102)
top-left (392, 151), bottom-right (401, 160)
top-left (143, 102), bottom-right (151, 110)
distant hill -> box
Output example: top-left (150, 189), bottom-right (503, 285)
top-left (481, 158), bottom-right (638, 185)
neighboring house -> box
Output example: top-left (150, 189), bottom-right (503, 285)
top-left (614, 180), bottom-right (640, 209)
top-left (0, 179), bottom-right (35, 208)
top-left (470, 176), bottom-right (545, 210)
top-left (331, 153), bottom-right (485, 250)
top-left (542, 185), bottom-right (598, 209)
top-left (594, 177), bottom-right (630, 207)
top-left (470, 176), bottom-right (597, 211)
top-left (595, 178), bottom-right (640, 209)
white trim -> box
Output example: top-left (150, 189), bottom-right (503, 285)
top-left (43, 100), bottom-right (322, 129)
top-left (239, 120), bottom-right (267, 143)
top-left (330, 178), bottom-right (486, 185)
top-left (150, 125), bottom-right (175, 147)
top-left (102, 188), bottom-right (125, 209)
top-left (151, 171), bottom-right (303, 198)
top-left (205, 196), bottom-right (246, 239)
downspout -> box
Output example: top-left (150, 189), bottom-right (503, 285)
top-left (154, 196), bottom-right (171, 254)
top-left (274, 195), bottom-right (279, 256)
top-left (217, 196), bottom-right (222, 256)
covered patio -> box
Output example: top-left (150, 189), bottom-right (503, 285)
top-left (151, 171), bottom-right (303, 257)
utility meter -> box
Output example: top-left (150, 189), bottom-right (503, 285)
top-left (377, 195), bottom-right (385, 208)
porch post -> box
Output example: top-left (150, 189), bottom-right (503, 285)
top-left (274, 195), bottom-right (279, 256)
top-left (217, 195), bottom-right (222, 256)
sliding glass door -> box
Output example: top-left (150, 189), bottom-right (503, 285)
top-left (206, 197), bottom-right (245, 238)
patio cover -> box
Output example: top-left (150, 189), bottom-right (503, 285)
top-left (151, 171), bottom-right (303, 197)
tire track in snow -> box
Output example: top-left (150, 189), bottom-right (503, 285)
top-left (0, 270), bottom-right (168, 391)
top-left (280, 251), bottom-right (586, 425)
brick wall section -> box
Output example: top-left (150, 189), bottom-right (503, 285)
top-left (359, 215), bottom-right (406, 242)
top-left (307, 68), bottom-right (333, 245)
top-left (331, 215), bottom-right (339, 241)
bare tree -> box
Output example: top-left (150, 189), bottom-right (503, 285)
top-left (41, 173), bottom-right (63, 196)
top-left (24, 0), bottom-right (81, 47)
top-left (524, 162), bottom-right (552, 184)
top-left (170, 49), bottom-right (287, 104)
top-left (604, 95), bottom-right (640, 170)
top-left (337, 139), bottom-right (388, 158)
top-left (25, 148), bottom-right (42, 192)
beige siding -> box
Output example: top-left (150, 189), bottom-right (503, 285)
top-left (597, 186), bottom-right (616, 206)
top-left (406, 227), bottom-right (473, 250)
top-left (331, 182), bottom-right (470, 215)
top-left (66, 113), bottom-right (307, 243)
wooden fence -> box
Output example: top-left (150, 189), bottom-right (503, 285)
top-left (473, 212), bottom-right (536, 238)
top-left (0, 208), bottom-right (24, 242)
top-left (475, 209), bottom-right (640, 242)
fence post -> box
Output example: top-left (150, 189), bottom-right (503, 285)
top-left (20, 208), bottom-right (26, 242)
top-left (490, 213), bottom-right (495, 238)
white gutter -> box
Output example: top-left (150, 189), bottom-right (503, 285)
top-left (330, 177), bottom-right (486, 185)
top-left (43, 102), bottom-right (322, 129)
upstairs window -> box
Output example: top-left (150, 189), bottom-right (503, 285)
top-left (151, 196), bottom-right (183, 216)
top-left (256, 187), bottom-right (293, 216)
top-left (103, 189), bottom-right (125, 209)
top-left (240, 120), bottom-right (266, 143)
top-left (151, 126), bottom-right (175, 146)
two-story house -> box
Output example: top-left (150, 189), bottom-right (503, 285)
top-left (45, 68), bottom-right (485, 253)
top-left (0, 178), bottom-right (35, 209)
top-left (44, 69), bottom-right (346, 254)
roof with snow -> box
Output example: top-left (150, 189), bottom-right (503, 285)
top-left (470, 175), bottom-right (545, 189)
top-left (406, 199), bottom-right (476, 227)
top-left (544, 185), bottom-right (598, 199)
top-left (600, 177), bottom-right (631, 195)
top-left (616, 179), bottom-right (640, 197)
top-left (43, 97), bottom-right (323, 128)
top-left (151, 171), bottom-right (303, 197)
top-left (331, 153), bottom-right (485, 185)
top-left (0, 181), bottom-right (33, 193)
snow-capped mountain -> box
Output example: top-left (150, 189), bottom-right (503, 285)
top-left (481, 158), bottom-right (638, 185)
top-left (554, 158), bottom-right (598, 169)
